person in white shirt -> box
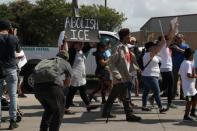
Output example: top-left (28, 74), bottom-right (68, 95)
top-left (141, 41), bottom-right (167, 113)
top-left (179, 48), bottom-right (197, 121)
top-left (65, 42), bottom-right (98, 114)
top-left (159, 35), bottom-right (178, 109)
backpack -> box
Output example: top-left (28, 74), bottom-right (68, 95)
top-left (33, 58), bottom-right (60, 83)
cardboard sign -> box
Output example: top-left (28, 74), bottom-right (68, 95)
top-left (170, 17), bottom-right (179, 35)
top-left (64, 17), bottom-right (99, 42)
top-left (15, 50), bottom-right (27, 69)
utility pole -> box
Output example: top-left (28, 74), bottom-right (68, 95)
top-left (72, 0), bottom-right (79, 17)
top-left (105, 0), bottom-right (107, 8)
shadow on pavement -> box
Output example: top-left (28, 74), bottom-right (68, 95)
top-left (22, 111), bottom-right (43, 117)
top-left (140, 119), bottom-right (179, 124)
top-left (0, 128), bottom-right (9, 130)
top-left (174, 121), bottom-right (197, 127)
top-left (20, 105), bottom-right (43, 110)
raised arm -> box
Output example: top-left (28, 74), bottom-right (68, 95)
top-left (166, 20), bottom-right (179, 46)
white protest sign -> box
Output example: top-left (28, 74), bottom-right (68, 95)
top-left (170, 17), bottom-right (179, 35)
top-left (64, 17), bottom-right (99, 42)
top-left (15, 50), bottom-right (27, 69)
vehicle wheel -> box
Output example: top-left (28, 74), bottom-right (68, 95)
top-left (22, 59), bottom-right (41, 93)
top-left (23, 70), bottom-right (35, 93)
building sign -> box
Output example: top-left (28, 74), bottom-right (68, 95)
top-left (64, 17), bottom-right (99, 42)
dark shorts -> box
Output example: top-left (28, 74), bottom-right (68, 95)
top-left (185, 94), bottom-right (197, 102)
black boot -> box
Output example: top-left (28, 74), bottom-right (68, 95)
top-left (101, 92), bottom-right (106, 104)
top-left (8, 119), bottom-right (18, 130)
top-left (40, 127), bottom-right (48, 131)
top-left (102, 97), bottom-right (106, 104)
top-left (190, 108), bottom-right (197, 118)
top-left (126, 113), bottom-right (141, 122)
top-left (87, 105), bottom-right (99, 112)
top-left (102, 112), bottom-right (116, 118)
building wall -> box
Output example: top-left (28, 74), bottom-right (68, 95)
top-left (139, 15), bottom-right (197, 49)
top-left (137, 31), bottom-right (197, 49)
top-left (182, 32), bottom-right (197, 49)
top-left (141, 15), bottom-right (197, 33)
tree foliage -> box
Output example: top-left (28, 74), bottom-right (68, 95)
top-left (0, 0), bottom-right (126, 46)
top-left (80, 5), bottom-right (127, 31)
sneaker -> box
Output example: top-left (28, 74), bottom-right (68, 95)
top-left (64, 109), bottom-right (75, 115)
top-left (130, 102), bottom-right (138, 108)
top-left (126, 114), bottom-right (141, 122)
top-left (167, 103), bottom-right (177, 109)
top-left (102, 113), bottom-right (116, 118)
top-left (183, 115), bottom-right (194, 121)
top-left (142, 107), bottom-right (151, 111)
top-left (159, 108), bottom-right (168, 113)
top-left (160, 92), bottom-right (167, 97)
top-left (89, 95), bottom-right (100, 102)
top-left (87, 105), bottom-right (99, 112)
top-left (92, 96), bottom-right (100, 102)
top-left (8, 119), bottom-right (19, 130)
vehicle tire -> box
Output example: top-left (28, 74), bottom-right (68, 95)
top-left (23, 70), bottom-right (35, 93)
top-left (22, 59), bottom-right (41, 93)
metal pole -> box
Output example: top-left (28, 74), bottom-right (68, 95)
top-left (105, 0), bottom-right (107, 8)
top-left (72, 0), bottom-right (79, 17)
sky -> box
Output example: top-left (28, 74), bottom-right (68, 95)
top-left (1, 0), bottom-right (197, 31)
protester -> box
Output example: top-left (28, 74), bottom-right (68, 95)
top-left (65, 42), bottom-right (99, 114)
top-left (0, 20), bottom-right (21, 129)
top-left (179, 48), bottom-right (197, 121)
top-left (33, 50), bottom-right (72, 131)
top-left (127, 44), bottom-right (140, 108)
top-left (158, 21), bottom-right (179, 110)
top-left (89, 39), bottom-right (112, 104)
top-left (127, 42), bottom-right (140, 97)
top-left (141, 41), bottom-right (167, 113)
top-left (16, 51), bottom-right (27, 98)
top-left (102, 28), bottom-right (141, 121)
top-left (171, 34), bottom-right (189, 99)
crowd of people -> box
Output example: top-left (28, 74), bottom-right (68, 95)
top-left (0, 18), bottom-right (197, 131)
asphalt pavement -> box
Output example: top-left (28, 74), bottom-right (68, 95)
top-left (0, 94), bottom-right (197, 131)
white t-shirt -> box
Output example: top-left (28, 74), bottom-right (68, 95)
top-left (179, 60), bottom-right (197, 96)
top-left (142, 52), bottom-right (160, 77)
top-left (71, 51), bottom-right (87, 86)
top-left (159, 44), bottom-right (173, 71)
